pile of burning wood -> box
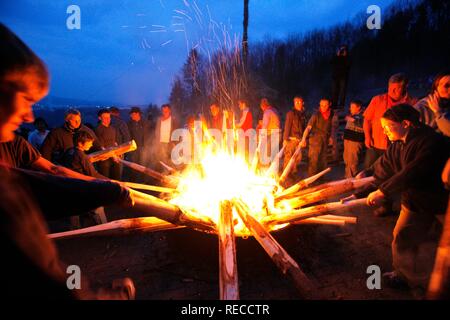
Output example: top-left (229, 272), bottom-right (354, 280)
top-left (50, 140), bottom-right (373, 299)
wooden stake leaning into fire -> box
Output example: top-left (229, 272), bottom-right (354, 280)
top-left (265, 198), bottom-right (367, 226)
top-left (233, 199), bottom-right (317, 299)
top-left (276, 167), bottom-right (332, 200)
top-left (128, 189), bottom-right (216, 233)
top-left (120, 159), bottom-right (179, 188)
top-left (277, 177), bottom-right (375, 209)
top-left (317, 215), bottom-right (357, 224)
top-left (49, 217), bottom-right (182, 240)
top-left (218, 200), bottom-right (239, 300)
top-left (265, 146), bottom-right (285, 178)
top-left (281, 176), bottom-right (375, 202)
top-left (250, 141), bottom-right (261, 173)
top-left (87, 140), bottom-right (137, 163)
top-left (278, 141), bottom-right (302, 184)
top-left (160, 161), bottom-right (177, 174)
top-left (293, 215), bottom-right (357, 226)
top-left (123, 181), bottom-right (175, 194)
top-left (295, 218), bottom-right (346, 226)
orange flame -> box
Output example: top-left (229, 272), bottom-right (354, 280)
top-left (168, 139), bottom-right (290, 236)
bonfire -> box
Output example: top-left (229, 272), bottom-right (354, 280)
top-left (50, 134), bottom-right (373, 299)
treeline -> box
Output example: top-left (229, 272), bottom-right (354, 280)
top-left (169, 0), bottom-right (450, 123)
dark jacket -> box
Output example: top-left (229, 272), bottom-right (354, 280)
top-left (0, 164), bottom-right (131, 299)
top-left (111, 116), bottom-right (131, 144)
top-left (40, 124), bottom-right (100, 163)
top-left (95, 124), bottom-right (118, 148)
top-left (368, 126), bottom-right (450, 214)
top-left (128, 119), bottom-right (151, 149)
top-left (62, 147), bottom-right (106, 179)
top-left (283, 109), bottom-right (307, 141)
top-left (307, 110), bottom-right (339, 141)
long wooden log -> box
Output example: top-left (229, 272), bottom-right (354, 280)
top-left (250, 141), bottom-right (261, 173)
top-left (265, 146), bottom-right (285, 178)
top-left (88, 140), bottom-right (137, 163)
top-left (218, 201), bottom-right (239, 300)
top-left (278, 141), bottom-right (302, 184)
top-left (318, 215), bottom-right (357, 224)
top-left (128, 189), bottom-right (216, 233)
top-left (281, 176), bottom-right (374, 201)
top-left (277, 177), bottom-right (375, 209)
top-left (234, 199), bottom-right (317, 299)
top-left (293, 214), bottom-right (357, 226)
top-left (123, 181), bottom-right (175, 194)
top-left (276, 167), bottom-right (332, 200)
top-left (160, 161), bottom-right (177, 173)
top-left (120, 159), bottom-right (179, 187)
top-left (295, 218), bottom-right (346, 226)
top-left (49, 217), bottom-right (182, 240)
top-left (265, 198), bottom-right (367, 226)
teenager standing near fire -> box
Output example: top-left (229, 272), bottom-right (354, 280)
top-left (349, 104), bottom-right (449, 297)
top-left (300, 97), bottom-right (338, 177)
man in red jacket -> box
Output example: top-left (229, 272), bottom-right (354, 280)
top-left (236, 99), bottom-right (253, 161)
top-left (363, 73), bottom-right (417, 217)
top-left (363, 73), bottom-right (417, 167)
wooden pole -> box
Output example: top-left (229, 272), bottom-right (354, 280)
top-left (49, 217), bottom-right (182, 240)
top-left (276, 167), bottom-right (332, 199)
top-left (250, 141), bottom-right (261, 173)
top-left (243, 0), bottom-right (249, 68)
top-left (128, 189), bottom-right (216, 233)
top-left (88, 140), bottom-right (137, 163)
top-left (120, 159), bottom-right (179, 187)
top-left (293, 214), bottom-right (357, 226)
top-left (295, 218), bottom-right (346, 226)
top-left (277, 177), bottom-right (374, 209)
top-left (266, 198), bottom-right (367, 226)
top-left (234, 199), bottom-right (318, 298)
top-left (218, 200), bottom-right (239, 300)
top-left (278, 141), bottom-right (302, 184)
top-left (282, 176), bottom-right (374, 201)
top-left (160, 161), bottom-right (176, 173)
top-left (123, 181), bottom-right (175, 194)
top-left (318, 215), bottom-right (357, 224)
top-left (265, 146), bottom-right (285, 178)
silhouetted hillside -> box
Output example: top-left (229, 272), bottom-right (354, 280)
top-left (169, 0), bottom-right (450, 122)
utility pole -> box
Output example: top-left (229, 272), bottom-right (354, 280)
top-left (243, 0), bottom-right (249, 68)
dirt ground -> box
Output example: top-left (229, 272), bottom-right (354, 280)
top-left (52, 163), bottom-right (415, 300)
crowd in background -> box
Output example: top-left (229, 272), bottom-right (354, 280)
top-left (1, 22), bottom-right (449, 300)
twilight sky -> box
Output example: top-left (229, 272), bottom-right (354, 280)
top-left (0, 0), bottom-right (394, 106)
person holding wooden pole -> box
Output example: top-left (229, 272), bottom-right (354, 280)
top-left (347, 104), bottom-right (449, 297)
top-left (0, 23), bottom-right (135, 299)
top-left (282, 96), bottom-right (307, 180)
top-left (300, 97), bottom-right (338, 177)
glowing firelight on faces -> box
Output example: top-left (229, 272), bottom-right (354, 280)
top-left (169, 147), bottom-right (289, 236)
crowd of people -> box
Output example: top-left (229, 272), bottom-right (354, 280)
top-left (1, 23), bottom-right (450, 300)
